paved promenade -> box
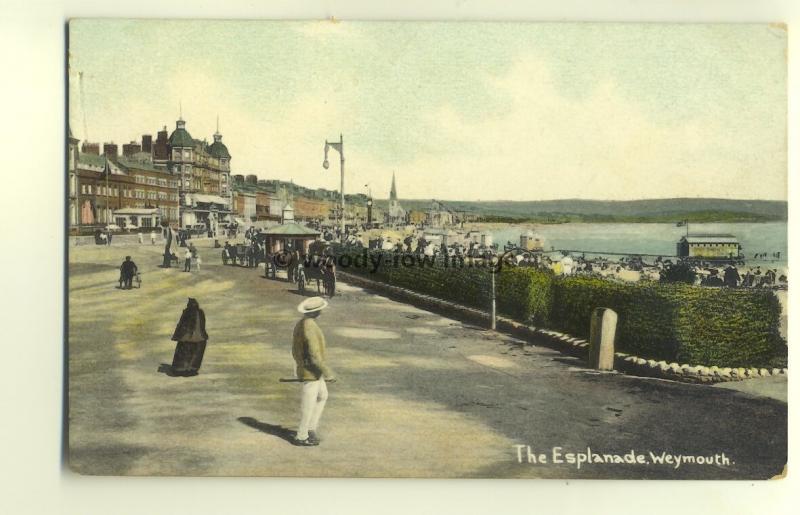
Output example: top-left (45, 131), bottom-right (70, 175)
top-left (68, 240), bottom-right (786, 478)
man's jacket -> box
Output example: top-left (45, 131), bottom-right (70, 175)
top-left (292, 318), bottom-right (333, 381)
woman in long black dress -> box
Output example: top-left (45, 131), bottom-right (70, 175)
top-left (170, 298), bottom-right (208, 376)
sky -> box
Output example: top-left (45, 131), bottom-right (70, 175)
top-left (68, 20), bottom-right (787, 201)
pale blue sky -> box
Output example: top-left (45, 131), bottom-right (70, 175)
top-left (68, 20), bottom-right (787, 201)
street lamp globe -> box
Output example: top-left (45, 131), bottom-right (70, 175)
top-left (322, 159), bottom-right (329, 169)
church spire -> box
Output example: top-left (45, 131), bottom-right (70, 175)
top-left (390, 171), bottom-right (398, 201)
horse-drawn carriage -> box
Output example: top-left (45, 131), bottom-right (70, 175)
top-left (255, 224), bottom-right (336, 296)
top-left (296, 253), bottom-right (336, 297)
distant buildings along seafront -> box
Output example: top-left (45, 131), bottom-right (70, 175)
top-left (67, 117), bottom-right (465, 234)
top-left (68, 116), bottom-right (232, 234)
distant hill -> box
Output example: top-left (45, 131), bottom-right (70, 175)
top-left (374, 198), bottom-right (787, 223)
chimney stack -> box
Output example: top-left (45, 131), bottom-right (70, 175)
top-left (103, 142), bottom-right (118, 159)
top-left (81, 142), bottom-right (100, 155)
top-left (141, 134), bottom-right (153, 153)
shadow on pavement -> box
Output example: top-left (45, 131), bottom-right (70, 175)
top-left (157, 363), bottom-right (178, 377)
top-left (237, 417), bottom-right (296, 445)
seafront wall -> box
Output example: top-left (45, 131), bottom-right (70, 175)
top-left (333, 250), bottom-right (786, 369)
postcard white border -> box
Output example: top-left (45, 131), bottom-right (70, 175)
top-left (1, 1), bottom-right (798, 514)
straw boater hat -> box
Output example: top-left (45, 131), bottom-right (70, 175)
top-left (297, 296), bottom-right (329, 314)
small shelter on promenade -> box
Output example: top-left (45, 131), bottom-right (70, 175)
top-left (112, 207), bottom-right (161, 229)
top-left (258, 222), bottom-right (320, 254)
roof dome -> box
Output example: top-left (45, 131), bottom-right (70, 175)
top-left (168, 119), bottom-right (194, 148)
top-left (208, 133), bottom-right (231, 159)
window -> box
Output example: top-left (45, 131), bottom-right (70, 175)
top-left (142, 218), bottom-right (152, 228)
top-left (147, 177), bottom-right (156, 186)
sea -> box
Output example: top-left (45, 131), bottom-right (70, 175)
top-left (486, 222), bottom-right (788, 268)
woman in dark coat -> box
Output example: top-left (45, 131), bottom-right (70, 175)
top-left (170, 298), bottom-right (208, 376)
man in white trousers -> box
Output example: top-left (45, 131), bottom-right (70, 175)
top-left (291, 297), bottom-right (335, 446)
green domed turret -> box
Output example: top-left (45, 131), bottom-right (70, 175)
top-left (208, 131), bottom-right (231, 159)
top-left (168, 118), bottom-right (194, 148)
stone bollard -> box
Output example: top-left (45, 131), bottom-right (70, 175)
top-left (588, 307), bottom-right (618, 371)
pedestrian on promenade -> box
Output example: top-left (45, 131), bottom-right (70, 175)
top-left (138, 232), bottom-right (143, 244)
top-left (169, 298), bottom-right (208, 376)
top-left (195, 249), bottom-right (202, 271)
top-left (184, 247), bottom-right (192, 272)
top-left (162, 224), bottom-right (174, 268)
top-left (288, 249), bottom-right (300, 283)
top-left (107, 231), bottom-right (113, 246)
top-left (291, 297), bottom-right (335, 446)
top-left (150, 231), bottom-right (157, 245)
top-left (119, 256), bottom-right (138, 289)
top-left (223, 242), bottom-right (232, 265)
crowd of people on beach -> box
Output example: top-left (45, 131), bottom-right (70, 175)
top-left (556, 254), bottom-right (786, 289)
top-left (333, 228), bottom-right (788, 290)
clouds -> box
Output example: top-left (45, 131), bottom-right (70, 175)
top-left (68, 21), bottom-right (787, 201)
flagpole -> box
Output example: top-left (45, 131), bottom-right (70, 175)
top-left (106, 160), bottom-right (110, 226)
top-left (339, 133), bottom-right (345, 240)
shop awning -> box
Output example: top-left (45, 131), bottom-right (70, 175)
top-left (113, 208), bottom-right (160, 216)
top-left (192, 194), bottom-right (229, 205)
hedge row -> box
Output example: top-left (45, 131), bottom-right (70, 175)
top-left (334, 249), bottom-right (786, 368)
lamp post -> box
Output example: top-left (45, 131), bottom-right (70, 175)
top-left (323, 134), bottom-right (345, 240)
top-left (364, 183), bottom-right (373, 226)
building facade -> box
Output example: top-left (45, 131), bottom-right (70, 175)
top-left (71, 149), bottom-right (181, 233)
top-left (677, 234), bottom-right (742, 260)
top-left (68, 115), bottom-right (234, 234)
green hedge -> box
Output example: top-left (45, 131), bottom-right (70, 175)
top-left (671, 286), bottom-right (785, 368)
top-left (496, 267), bottom-right (554, 326)
top-left (333, 249), bottom-right (786, 368)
